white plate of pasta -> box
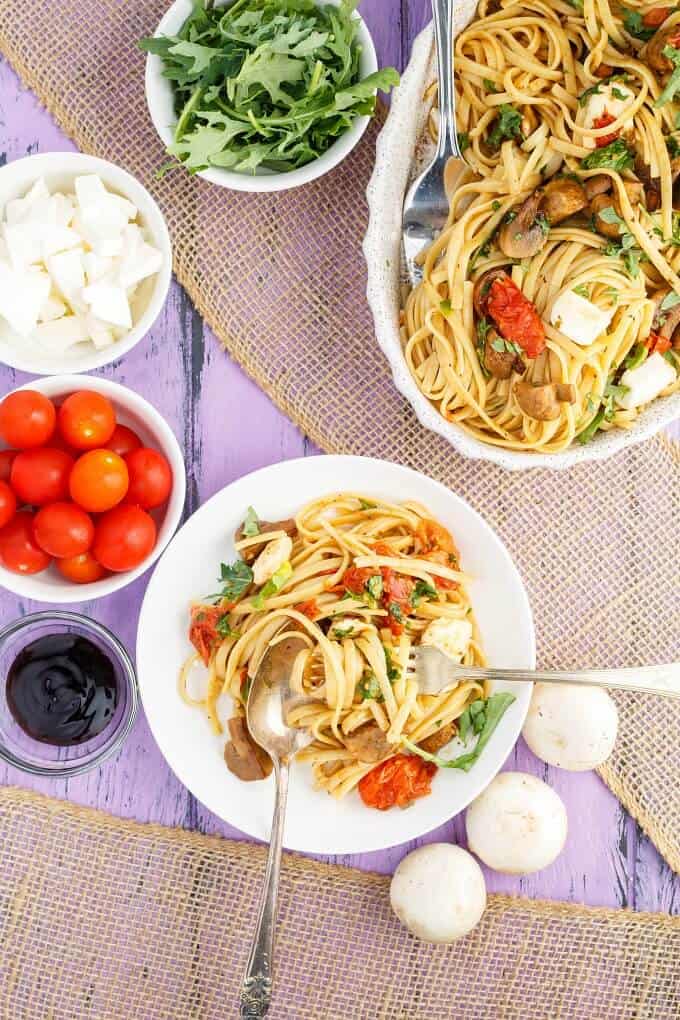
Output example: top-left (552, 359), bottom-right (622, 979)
top-left (136, 456), bottom-right (534, 854)
top-left (365, 1), bottom-right (680, 469)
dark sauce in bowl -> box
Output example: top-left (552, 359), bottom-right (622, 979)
top-left (6, 634), bottom-right (117, 746)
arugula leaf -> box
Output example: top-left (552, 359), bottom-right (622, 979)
top-left (243, 506), bottom-right (260, 537)
top-left (335, 68), bottom-right (401, 109)
top-left (623, 343), bottom-right (647, 371)
top-left (661, 291), bottom-right (680, 312)
top-left (214, 559), bottom-right (253, 601)
top-left (487, 104), bottom-right (523, 147)
top-left (580, 139), bottom-right (634, 172)
top-left (410, 580), bottom-right (437, 607)
top-left (252, 560), bottom-right (293, 609)
top-left (576, 406), bottom-right (606, 444)
top-left (656, 46), bottom-right (680, 107)
top-left (604, 236), bottom-right (646, 278)
top-left (622, 8), bottom-right (656, 41)
top-left (403, 693), bottom-right (516, 773)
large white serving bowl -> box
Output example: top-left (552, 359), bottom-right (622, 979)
top-left (144, 0), bottom-right (378, 193)
top-left (137, 455), bottom-right (535, 854)
top-left (363, 21), bottom-right (680, 470)
top-left (0, 152), bottom-right (172, 376)
top-left (0, 375), bottom-right (186, 603)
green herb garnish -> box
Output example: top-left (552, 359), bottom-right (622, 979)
top-left (458, 132), bottom-right (471, 152)
top-left (622, 8), bottom-right (656, 40)
top-left (404, 693), bottom-right (516, 773)
top-left (440, 299), bottom-right (452, 314)
top-left (366, 574), bottom-right (384, 602)
top-left (216, 615), bottom-right (240, 639)
top-left (358, 498), bottom-right (377, 510)
top-left (242, 506), bottom-right (260, 537)
top-left (573, 283), bottom-right (590, 298)
top-left (656, 46), bottom-right (680, 107)
top-left (487, 104), bottom-right (523, 147)
top-left (252, 560), bottom-right (293, 609)
top-left (383, 645), bottom-right (401, 682)
top-left (357, 670), bottom-right (382, 702)
top-left (580, 139), bottom-right (634, 172)
top-left (410, 580), bottom-right (438, 608)
top-left (213, 559), bottom-right (253, 602)
top-left (623, 343), bottom-right (647, 370)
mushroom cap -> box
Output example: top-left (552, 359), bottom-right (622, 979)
top-left (466, 771), bottom-right (568, 874)
top-left (390, 843), bottom-right (487, 943)
top-left (522, 683), bottom-right (618, 771)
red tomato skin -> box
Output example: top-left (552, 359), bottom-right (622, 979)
top-left (0, 391), bottom-right (56, 449)
top-left (56, 551), bottom-right (107, 584)
top-left (58, 391), bottom-right (116, 450)
top-left (124, 448), bottom-right (173, 509)
top-left (642, 6), bottom-right (672, 26)
top-left (93, 505), bottom-right (157, 572)
top-left (0, 511), bottom-right (51, 574)
top-left (0, 450), bottom-right (17, 482)
top-left (189, 605), bottom-right (225, 665)
top-left (33, 502), bottom-right (95, 558)
top-left (10, 448), bottom-right (75, 506)
top-left (486, 277), bottom-right (546, 358)
top-left (69, 449), bottom-right (129, 513)
top-left (358, 755), bottom-right (437, 810)
top-left (592, 111), bottom-right (618, 148)
top-left (645, 331), bottom-right (672, 354)
top-left (0, 481), bottom-right (16, 528)
top-left (107, 424), bottom-right (142, 458)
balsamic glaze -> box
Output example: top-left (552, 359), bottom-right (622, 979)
top-left (6, 634), bottom-right (117, 746)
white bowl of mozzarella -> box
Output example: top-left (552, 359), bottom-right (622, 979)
top-left (0, 152), bottom-right (172, 375)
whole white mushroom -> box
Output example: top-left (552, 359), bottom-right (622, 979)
top-left (389, 843), bottom-right (486, 943)
top-left (466, 772), bottom-right (567, 874)
top-left (522, 683), bottom-right (618, 771)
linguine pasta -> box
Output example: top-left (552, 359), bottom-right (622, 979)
top-left (181, 493), bottom-right (508, 810)
top-left (402, 0), bottom-right (680, 452)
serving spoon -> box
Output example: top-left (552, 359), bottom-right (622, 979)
top-left (402, 0), bottom-right (464, 286)
top-left (239, 632), bottom-right (313, 1020)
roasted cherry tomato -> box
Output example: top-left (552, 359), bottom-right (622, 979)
top-left (643, 6), bottom-right (673, 26)
top-left (93, 505), bottom-right (157, 572)
top-left (592, 111), bottom-right (618, 148)
top-left (56, 550), bottom-right (107, 584)
top-left (10, 448), bottom-right (74, 506)
top-left (69, 449), bottom-right (129, 512)
top-left (124, 447), bottom-right (172, 510)
top-left (0, 511), bottom-right (51, 574)
top-left (486, 276), bottom-right (546, 358)
top-left (58, 390), bottom-right (116, 450)
top-left (0, 390), bottom-right (56, 449)
top-left (0, 450), bottom-right (17, 482)
top-left (33, 502), bottom-right (95, 559)
top-left (189, 605), bottom-right (226, 665)
top-left (106, 424), bottom-right (142, 458)
top-left (358, 755), bottom-right (437, 810)
top-left (0, 481), bottom-right (16, 529)
top-left (294, 599), bottom-right (319, 620)
top-left (342, 566), bottom-right (375, 594)
top-left (645, 331), bottom-right (672, 354)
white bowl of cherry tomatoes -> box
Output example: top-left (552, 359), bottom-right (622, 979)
top-left (0, 376), bottom-right (185, 602)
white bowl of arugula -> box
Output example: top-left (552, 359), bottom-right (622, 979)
top-left (141, 0), bottom-right (398, 192)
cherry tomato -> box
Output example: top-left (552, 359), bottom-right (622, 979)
top-left (358, 755), bottom-right (437, 810)
top-left (642, 6), bottom-right (673, 27)
top-left (10, 448), bottom-right (74, 506)
top-left (33, 502), bottom-right (95, 558)
top-left (0, 450), bottom-right (17, 482)
top-left (189, 605), bottom-right (225, 665)
top-left (107, 424), bottom-right (142, 458)
top-left (486, 277), bottom-right (546, 358)
top-left (93, 505), bottom-right (157, 572)
top-left (0, 511), bottom-right (51, 574)
top-left (0, 481), bottom-right (16, 528)
top-left (69, 449), bottom-right (129, 513)
top-left (645, 331), bottom-right (672, 355)
top-left (124, 448), bottom-right (172, 509)
top-left (58, 390), bottom-right (116, 450)
top-left (592, 111), bottom-right (618, 148)
top-left (56, 550), bottom-right (107, 584)
top-left (0, 391), bottom-right (56, 449)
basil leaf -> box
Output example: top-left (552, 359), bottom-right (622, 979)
top-left (403, 693), bottom-right (516, 772)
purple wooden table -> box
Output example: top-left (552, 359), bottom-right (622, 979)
top-left (0, 0), bottom-right (677, 917)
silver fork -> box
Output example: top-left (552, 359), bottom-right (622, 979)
top-left (407, 645), bottom-right (680, 698)
top-left (402, 0), bottom-right (464, 286)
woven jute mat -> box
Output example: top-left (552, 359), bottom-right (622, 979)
top-left (0, 0), bottom-right (678, 872)
top-left (0, 787), bottom-right (676, 1020)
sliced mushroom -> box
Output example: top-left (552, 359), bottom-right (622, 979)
top-left (498, 191), bottom-right (547, 259)
top-left (484, 328), bottom-right (525, 380)
top-left (419, 721), bottom-right (457, 754)
top-left (643, 24), bottom-right (680, 75)
top-left (472, 267), bottom-right (510, 318)
top-left (583, 174), bottom-right (613, 201)
top-left (235, 517), bottom-right (297, 563)
top-left (622, 181), bottom-right (644, 207)
top-left (224, 716), bottom-right (273, 781)
top-left (590, 194), bottom-right (622, 239)
top-left (635, 158), bottom-right (661, 211)
top-left (651, 287), bottom-right (680, 346)
top-left (343, 722), bottom-right (391, 763)
top-left (540, 178), bottom-right (587, 224)
top-left (515, 381), bottom-right (577, 421)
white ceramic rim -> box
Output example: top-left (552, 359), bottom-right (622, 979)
top-left (0, 374), bottom-right (186, 603)
top-left (363, 21), bottom-right (680, 471)
top-left (136, 454), bottom-right (535, 854)
top-left (144, 0), bottom-right (378, 193)
top-left (0, 152), bottom-right (172, 376)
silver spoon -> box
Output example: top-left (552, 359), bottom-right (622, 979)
top-left (239, 632), bottom-right (313, 1019)
top-left (402, 0), bottom-right (464, 286)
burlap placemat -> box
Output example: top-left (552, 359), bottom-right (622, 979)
top-left (0, 0), bottom-right (678, 872)
top-left (0, 787), bottom-right (677, 1020)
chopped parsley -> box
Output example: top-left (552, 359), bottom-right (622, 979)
top-left (487, 104), bottom-right (523, 147)
top-left (242, 506), bottom-right (260, 537)
top-left (410, 580), bottom-right (437, 608)
top-left (623, 343), bottom-right (647, 371)
top-left (439, 299), bottom-right (452, 314)
top-left (656, 46), bottom-right (680, 107)
top-left (216, 615), bottom-right (239, 639)
top-left (358, 498), bottom-right (377, 510)
top-left (577, 376), bottom-right (630, 443)
top-left (483, 78), bottom-right (498, 93)
top-left (383, 645), bottom-right (401, 682)
top-left (356, 670), bottom-right (382, 702)
top-left (603, 380), bottom-right (629, 417)
top-left (458, 132), bottom-right (471, 153)
top-left (491, 336), bottom-right (523, 356)
top-left (366, 574), bottom-right (384, 602)
top-left (667, 135), bottom-right (680, 159)
top-left (535, 213), bottom-right (551, 236)
top-left (580, 139), bottom-right (634, 172)
top-left (387, 601), bottom-right (404, 624)
top-left (492, 199), bottom-right (501, 211)
top-left (622, 7), bottom-right (656, 40)
top-left (578, 82), bottom-right (601, 107)
top-left (572, 283), bottom-right (590, 298)
top-left (604, 236), bottom-right (646, 278)
top-left (611, 85), bottom-right (629, 101)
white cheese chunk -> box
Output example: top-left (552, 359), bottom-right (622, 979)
top-left (4, 177), bottom-right (50, 225)
top-left (3, 223), bottom-right (42, 267)
top-left (82, 282), bottom-right (131, 328)
top-left (39, 295), bottom-right (67, 323)
top-left (420, 618), bottom-right (473, 664)
top-left (550, 289), bottom-right (614, 347)
top-left (84, 313), bottom-right (115, 349)
top-left (74, 174), bottom-right (107, 207)
top-left (47, 249), bottom-right (85, 303)
top-left (33, 316), bottom-right (88, 352)
top-left (583, 81), bottom-right (635, 150)
top-left (0, 261), bottom-right (51, 336)
top-left (83, 252), bottom-right (113, 284)
top-left (617, 352), bottom-right (677, 409)
top-left (118, 239), bottom-right (163, 289)
top-left (41, 225), bottom-right (82, 259)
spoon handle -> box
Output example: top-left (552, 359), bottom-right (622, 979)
top-left (239, 758), bottom-right (289, 1019)
top-left (432, 0), bottom-right (462, 159)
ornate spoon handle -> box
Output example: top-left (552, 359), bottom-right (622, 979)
top-left (432, 0), bottom-right (462, 159)
top-left (239, 758), bottom-right (289, 1019)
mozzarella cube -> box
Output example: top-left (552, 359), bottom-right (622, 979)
top-left (583, 81), bottom-right (635, 149)
top-left (84, 313), bottom-right (115, 349)
top-left (3, 222), bottom-right (42, 268)
top-left (82, 282), bottom-right (131, 328)
top-left (83, 252), bottom-right (113, 284)
top-left (41, 225), bottom-right (82, 259)
top-left (0, 261), bottom-right (51, 336)
top-left (47, 249), bottom-right (85, 303)
top-left (118, 240), bottom-right (162, 289)
top-left (33, 315), bottom-right (88, 352)
top-left (420, 618), bottom-right (473, 663)
top-left (617, 352), bottom-right (677, 409)
top-left (550, 290), bottom-right (614, 347)
top-left (74, 174), bottom-right (107, 207)
top-left (50, 193), bottom-right (75, 228)
top-left (39, 296), bottom-right (67, 323)
top-left (4, 177), bottom-right (50, 225)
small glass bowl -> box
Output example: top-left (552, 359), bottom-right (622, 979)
top-left (0, 611), bottom-right (138, 777)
